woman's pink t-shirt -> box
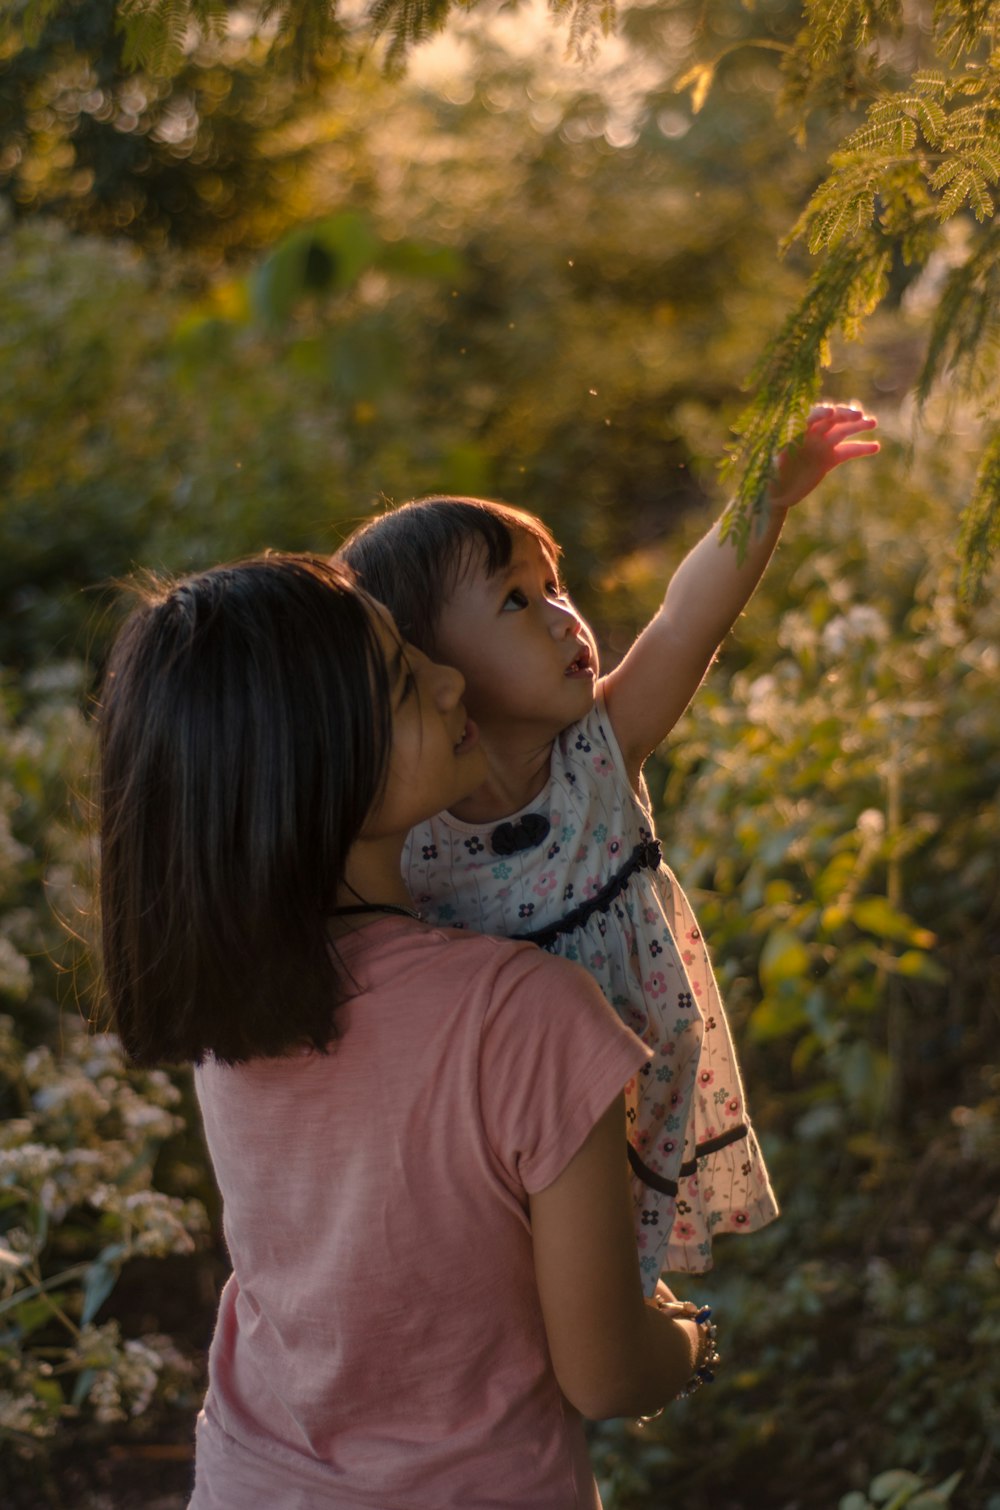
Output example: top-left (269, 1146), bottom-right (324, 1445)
top-left (189, 919), bottom-right (649, 1510)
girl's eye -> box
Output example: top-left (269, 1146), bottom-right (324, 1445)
top-left (502, 589), bottom-right (528, 611)
top-left (546, 581), bottom-right (565, 599)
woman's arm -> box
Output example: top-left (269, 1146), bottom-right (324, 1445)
top-left (528, 1094), bottom-right (702, 1419)
top-left (601, 405), bottom-right (879, 788)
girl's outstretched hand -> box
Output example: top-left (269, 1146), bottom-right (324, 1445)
top-left (768, 403), bottom-right (879, 513)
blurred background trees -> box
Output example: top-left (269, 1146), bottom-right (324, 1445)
top-left (6, 0), bottom-right (998, 578)
top-left (1, 1), bottom-right (998, 1506)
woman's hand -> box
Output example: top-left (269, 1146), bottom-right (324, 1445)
top-left (768, 402), bottom-right (879, 514)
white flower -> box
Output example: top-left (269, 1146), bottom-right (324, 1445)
top-left (857, 808), bottom-right (886, 838)
top-left (0, 1143), bottom-right (62, 1191)
top-left (0, 1389), bottom-right (58, 1438)
top-left (0, 1118), bottom-right (34, 1150)
top-left (777, 609), bottom-right (819, 655)
top-left (122, 1191), bottom-right (208, 1257)
top-left (119, 1338), bottom-right (163, 1417)
top-left (88, 1370), bottom-right (126, 1424)
top-left (821, 605), bottom-right (889, 656)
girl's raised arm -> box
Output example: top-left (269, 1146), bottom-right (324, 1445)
top-left (529, 1094), bottom-right (702, 1419)
top-left (601, 404), bottom-right (878, 788)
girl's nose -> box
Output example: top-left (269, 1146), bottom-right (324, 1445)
top-left (547, 600), bottom-right (580, 638)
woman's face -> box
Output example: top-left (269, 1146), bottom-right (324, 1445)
top-left (361, 604), bottom-right (487, 839)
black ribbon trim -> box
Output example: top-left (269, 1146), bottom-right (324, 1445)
top-left (511, 838), bottom-right (662, 948)
top-left (627, 1123), bottom-right (750, 1198)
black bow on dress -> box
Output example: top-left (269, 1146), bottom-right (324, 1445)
top-left (490, 813), bottom-right (552, 856)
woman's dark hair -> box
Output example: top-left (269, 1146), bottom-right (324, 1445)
top-left (98, 553), bottom-right (392, 1068)
top-left (338, 496), bottom-right (560, 654)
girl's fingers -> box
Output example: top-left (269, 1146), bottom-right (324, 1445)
top-left (815, 416), bottom-right (878, 445)
top-left (807, 404), bottom-right (875, 436)
top-left (831, 440), bottom-right (881, 461)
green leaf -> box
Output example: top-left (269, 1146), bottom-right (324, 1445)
top-left (377, 240), bottom-right (464, 282)
top-left (889, 950), bottom-right (948, 983)
top-left (758, 927), bottom-right (811, 989)
top-left (871, 1468), bottom-right (925, 1501)
top-left (959, 424), bottom-right (1000, 602)
top-left (749, 994), bottom-right (810, 1044)
top-left (836, 1041), bottom-right (889, 1113)
top-left (80, 1260), bottom-right (120, 1327)
top-left (675, 62), bottom-right (715, 114)
top-left (9, 1294), bottom-right (69, 1340)
top-left (850, 896), bottom-right (934, 947)
top-left (919, 1471), bottom-right (962, 1505)
top-left (70, 1366), bottom-right (96, 1409)
top-left (32, 1376), bottom-right (64, 1409)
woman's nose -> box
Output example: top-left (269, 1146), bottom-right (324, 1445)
top-left (433, 658), bottom-right (465, 707)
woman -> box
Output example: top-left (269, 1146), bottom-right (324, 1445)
top-left (98, 553), bottom-right (717, 1510)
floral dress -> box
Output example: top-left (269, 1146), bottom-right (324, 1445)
top-left (403, 695), bottom-right (778, 1294)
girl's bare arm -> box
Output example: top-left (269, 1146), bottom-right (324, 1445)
top-left (601, 405), bottom-right (879, 788)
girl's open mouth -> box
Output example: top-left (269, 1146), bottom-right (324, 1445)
top-left (565, 645), bottom-right (594, 677)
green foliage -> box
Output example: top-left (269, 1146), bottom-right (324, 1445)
top-left (706, 1), bottom-right (1000, 595)
top-left (719, 235), bottom-right (891, 557)
top-left (0, 211), bottom-right (448, 667)
top-left (116, 0), bottom-right (228, 76)
top-left (0, 668), bottom-right (207, 1462)
top-left (840, 1465), bottom-right (963, 1509)
top-left (0, 40), bottom-right (830, 667)
top-left (5, 0), bottom-right (1000, 594)
top-left (589, 437), bottom-right (1000, 1508)
top-left (0, 0), bottom-right (338, 254)
top-left (1, 10), bottom-right (998, 1501)
top-left (959, 427), bottom-right (1000, 603)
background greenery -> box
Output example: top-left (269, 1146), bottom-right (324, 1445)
top-left (1, 1), bottom-right (998, 1506)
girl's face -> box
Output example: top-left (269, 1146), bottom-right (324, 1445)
top-left (430, 532), bottom-right (599, 741)
top-left (361, 604), bottom-right (488, 839)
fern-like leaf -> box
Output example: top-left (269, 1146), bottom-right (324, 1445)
top-left (959, 424), bottom-right (1000, 602)
top-left (366, 0), bottom-right (454, 72)
top-left (935, 0), bottom-right (1000, 67)
top-left (720, 237), bottom-right (890, 557)
top-left (18, 0), bottom-right (67, 46)
top-left (118, 0), bottom-right (194, 76)
top-left (917, 228), bottom-right (1000, 403)
top-left (803, 0), bottom-right (903, 61)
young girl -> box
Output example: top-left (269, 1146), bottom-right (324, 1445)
top-left (341, 404), bottom-right (879, 1294)
top-left (98, 553), bottom-right (718, 1510)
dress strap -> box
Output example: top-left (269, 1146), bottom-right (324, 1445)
top-left (512, 838), bottom-right (662, 949)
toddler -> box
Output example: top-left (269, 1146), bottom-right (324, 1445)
top-left (341, 404), bottom-right (878, 1293)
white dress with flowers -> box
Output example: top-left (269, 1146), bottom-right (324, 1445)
top-left (403, 694), bottom-right (778, 1295)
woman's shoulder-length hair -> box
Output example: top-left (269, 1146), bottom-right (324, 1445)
top-left (98, 553), bottom-right (391, 1068)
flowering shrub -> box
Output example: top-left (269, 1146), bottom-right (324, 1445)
top-left (0, 667), bottom-right (208, 1461)
top-left (589, 436), bottom-right (1000, 1506)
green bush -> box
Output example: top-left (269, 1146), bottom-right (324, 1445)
top-left (0, 667), bottom-right (208, 1484)
top-left (589, 435), bottom-right (1000, 1506)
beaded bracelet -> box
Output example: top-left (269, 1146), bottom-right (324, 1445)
top-left (677, 1305), bottom-right (720, 1398)
top-left (636, 1301), bottom-right (721, 1426)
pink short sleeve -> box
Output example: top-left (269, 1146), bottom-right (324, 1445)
top-left (478, 947), bottom-right (651, 1195)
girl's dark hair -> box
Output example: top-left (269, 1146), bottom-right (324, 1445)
top-left (98, 553), bottom-right (391, 1068)
top-left (339, 496), bottom-right (560, 654)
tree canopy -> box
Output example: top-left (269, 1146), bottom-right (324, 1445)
top-left (6, 0), bottom-right (993, 586)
